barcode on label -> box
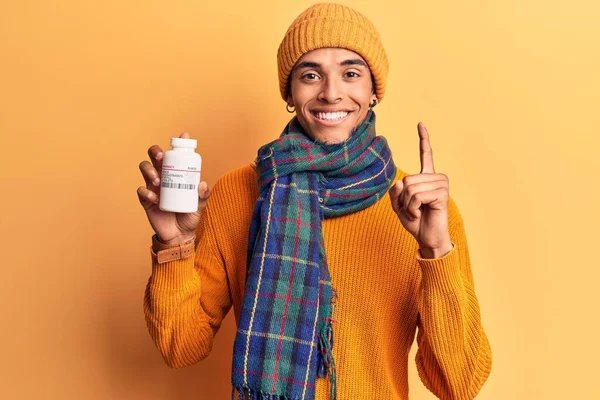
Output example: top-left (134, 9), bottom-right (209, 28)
top-left (161, 182), bottom-right (196, 190)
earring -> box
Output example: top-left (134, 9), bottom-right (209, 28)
top-left (286, 104), bottom-right (295, 113)
top-left (369, 99), bottom-right (378, 110)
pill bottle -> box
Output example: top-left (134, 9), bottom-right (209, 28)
top-left (159, 137), bottom-right (202, 213)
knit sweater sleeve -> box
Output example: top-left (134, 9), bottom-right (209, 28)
top-left (413, 197), bottom-right (492, 399)
top-left (143, 181), bottom-right (233, 368)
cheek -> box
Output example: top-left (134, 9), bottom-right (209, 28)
top-left (289, 82), bottom-right (314, 105)
top-left (349, 88), bottom-right (373, 108)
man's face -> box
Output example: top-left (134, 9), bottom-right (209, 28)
top-left (287, 48), bottom-right (377, 145)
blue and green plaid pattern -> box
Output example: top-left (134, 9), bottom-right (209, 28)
top-left (232, 110), bottom-right (397, 400)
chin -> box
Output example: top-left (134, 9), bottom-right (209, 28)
top-left (312, 129), bottom-right (351, 145)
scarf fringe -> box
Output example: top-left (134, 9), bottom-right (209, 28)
top-left (317, 317), bottom-right (337, 399)
top-left (232, 319), bottom-right (337, 400)
top-left (233, 386), bottom-right (297, 400)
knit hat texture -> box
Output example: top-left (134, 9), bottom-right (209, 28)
top-left (277, 2), bottom-right (389, 103)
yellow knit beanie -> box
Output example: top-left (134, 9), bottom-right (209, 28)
top-left (277, 2), bottom-right (389, 103)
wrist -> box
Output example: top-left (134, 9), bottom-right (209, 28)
top-left (156, 233), bottom-right (195, 246)
top-left (419, 242), bottom-right (454, 259)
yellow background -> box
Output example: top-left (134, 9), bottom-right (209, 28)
top-left (1, 0), bottom-right (598, 398)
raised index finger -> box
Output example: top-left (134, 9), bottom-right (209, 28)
top-left (418, 122), bottom-right (435, 174)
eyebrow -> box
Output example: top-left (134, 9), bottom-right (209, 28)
top-left (294, 59), bottom-right (368, 71)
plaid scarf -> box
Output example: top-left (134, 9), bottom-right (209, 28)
top-left (232, 110), bottom-right (397, 400)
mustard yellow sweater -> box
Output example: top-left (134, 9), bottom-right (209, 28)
top-left (143, 163), bottom-right (492, 399)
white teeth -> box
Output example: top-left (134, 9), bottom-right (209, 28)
top-left (315, 111), bottom-right (348, 121)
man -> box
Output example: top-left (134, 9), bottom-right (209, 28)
top-left (138, 3), bottom-right (492, 399)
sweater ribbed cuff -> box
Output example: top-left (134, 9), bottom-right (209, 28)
top-left (150, 246), bottom-right (197, 291)
top-left (416, 243), bottom-right (463, 293)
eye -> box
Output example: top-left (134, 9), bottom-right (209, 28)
top-left (345, 71), bottom-right (360, 78)
top-left (301, 73), bottom-right (319, 80)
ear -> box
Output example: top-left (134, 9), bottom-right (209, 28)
top-left (370, 95), bottom-right (378, 106)
top-left (287, 95), bottom-right (294, 107)
top-left (370, 75), bottom-right (377, 95)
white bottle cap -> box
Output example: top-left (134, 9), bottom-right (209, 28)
top-left (171, 137), bottom-right (197, 149)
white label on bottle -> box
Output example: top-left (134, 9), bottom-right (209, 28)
top-left (161, 165), bottom-right (200, 190)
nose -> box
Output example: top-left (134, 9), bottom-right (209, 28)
top-left (317, 77), bottom-right (342, 103)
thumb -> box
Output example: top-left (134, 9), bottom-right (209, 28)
top-left (198, 181), bottom-right (210, 199)
top-left (389, 180), bottom-right (404, 214)
top-left (197, 181), bottom-right (211, 213)
top-left (180, 132), bottom-right (190, 139)
top-left (186, 182), bottom-right (210, 218)
top-left (389, 180), bottom-right (403, 197)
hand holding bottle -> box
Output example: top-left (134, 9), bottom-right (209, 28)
top-left (137, 132), bottom-right (210, 245)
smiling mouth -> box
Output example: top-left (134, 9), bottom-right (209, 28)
top-left (310, 110), bottom-right (352, 124)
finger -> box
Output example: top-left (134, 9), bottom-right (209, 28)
top-left (139, 160), bottom-right (161, 194)
top-left (137, 186), bottom-right (159, 210)
top-left (418, 122), bottom-right (435, 174)
top-left (403, 182), bottom-right (448, 219)
top-left (180, 132), bottom-right (190, 139)
top-left (400, 174), bottom-right (448, 210)
top-left (401, 173), bottom-right (447, 187)
top-left (388, 180), bottom-right (404, 215)
top-left (198, 181), bottom-right (211, 199)
top-left (405, 187), bottom-right (448, 220)
top-left (198, 181), bottom-right (211, 210)
top-left (147, 145), bottom-right (164, 173)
